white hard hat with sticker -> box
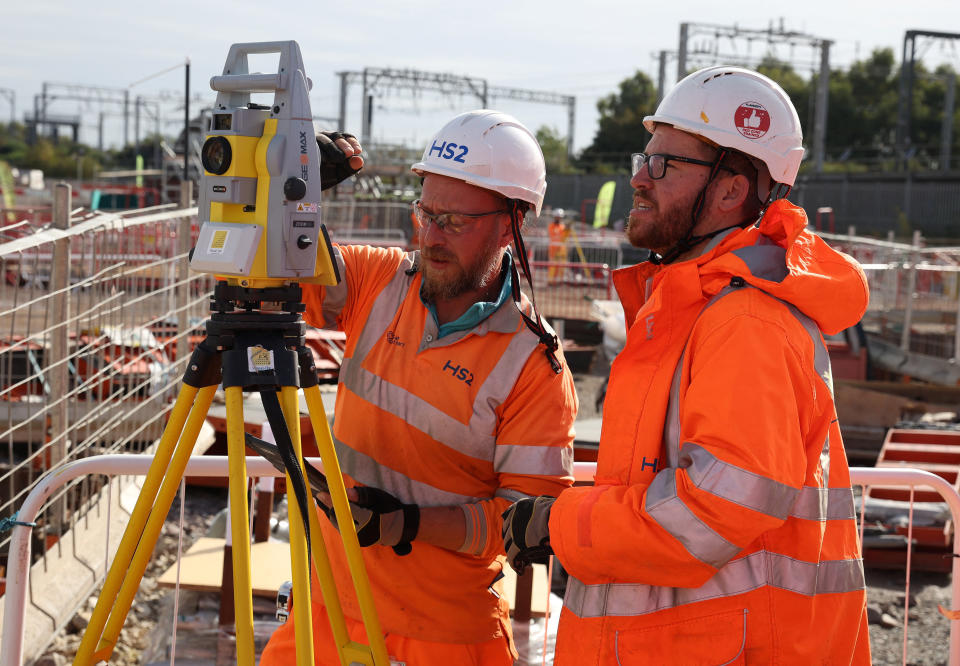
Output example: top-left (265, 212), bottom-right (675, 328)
top-left (412, 109), bottom-right (547, 216)
top-left (644, 66), bottom-right (804, 187)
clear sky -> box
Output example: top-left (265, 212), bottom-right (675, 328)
top-left (2, 1), bottom-right (958, 153)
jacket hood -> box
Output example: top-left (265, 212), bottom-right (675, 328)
top-left (699, 199), bottom-right (869, 335)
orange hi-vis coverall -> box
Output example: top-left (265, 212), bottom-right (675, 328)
top-left (549, 199), bottom-right (871, 665)
top-left (263, 244), bottom-right (577, 664)
top-left (548, 220), bottom-right (569, 282)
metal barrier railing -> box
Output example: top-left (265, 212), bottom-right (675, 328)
top-left (2, 459), bottom-right (958, 665)
top-left (819, 230), bottom-right (960, 363)
top-left (0, 185), bottom-right (211, 592)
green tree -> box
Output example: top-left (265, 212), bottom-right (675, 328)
top-left (536, 125), bottom-right (577, 174)
top-left (577, 70), bottom-right (658, 172)
top-left (756, 58), bottom-right (810, 133)
top-left (911, 63), bottom-right (959, 166)
top-left (823, 49), bottom-right (901, 165)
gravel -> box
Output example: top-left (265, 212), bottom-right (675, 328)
top-left (33, 486), bottom-right (229, 665)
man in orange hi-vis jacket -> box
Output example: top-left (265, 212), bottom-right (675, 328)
top-left (261, 110), bottom-right (577, 665)
top-left (502, 66), bottom-right (871, 664)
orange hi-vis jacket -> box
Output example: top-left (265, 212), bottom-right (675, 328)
top-left (549, 199), bottom-right (871, 665)
top-left (300, 244), bottom-right (577, 644)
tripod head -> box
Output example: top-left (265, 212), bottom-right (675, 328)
top-left (190, 41), bottom-right (340, 288)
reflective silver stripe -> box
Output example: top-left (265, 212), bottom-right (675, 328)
top-left (663, 286), bottom-right (739, 467)
top-left (732, 240), bottom-right (834, 398)
top-left (338, 251), bottom-right (416, 383)
top-left (319, 246), bottom-right (349, 328)
top-left (680, 442), bottom-right (799, 520)
top-left (780, 299), bottom-right (834, 398)
top-left (821, 430), bottom-right (831, 488)
top-left (340, 332), bottom-right (537, 461)
top-left (789, 485), bottom-right (856, 521)
top-left (344, 357), bottom-right (497, 456)
top-left (731, 243), bottom-right (788, 282)
top-left (645, 471), bottom-right (741, 568)
top-left (495, 488), bottom-right (532, 502)
top-left (458, 503), bottom-right (487, 555)
top-left (333, 434), bottom-right (487, 506)
top-left (338, 252), bottom-right (541, 463)
top-left (494, 444), bottom-right (574, 477)
top-left (663, 356), bottom-right (682, 469)
top-left (564, 550), bottom-right (865, 619)
top-left (344, 251), bottom-right (416, 364)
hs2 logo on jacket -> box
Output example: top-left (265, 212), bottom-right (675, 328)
top-left (442, 360), bottom-right (474, 386)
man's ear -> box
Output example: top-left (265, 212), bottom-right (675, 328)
top-left (714, 173), bottom-right (751, 213)
top-left (498, 213), bottom-right (516, 246)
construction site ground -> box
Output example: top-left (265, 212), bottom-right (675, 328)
top-left (28, 372), bottom-right (956, 666)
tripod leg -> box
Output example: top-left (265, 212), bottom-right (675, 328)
top-left (225, 385), bottom-right (256, 666)
top-left (74, 383), bottom-right (217, 665)
top-left (277, 385), bottom-right (317, 666)
top-left (76, 384), bottom-right (218, 665)
top-left (303, 385), bottom-right (389, 666)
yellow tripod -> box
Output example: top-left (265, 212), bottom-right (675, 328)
top-left (74, 281), bottom-right (389, 666)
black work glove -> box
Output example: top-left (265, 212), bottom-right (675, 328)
top-left (318, 485), bottom-right (420, 556)
top-left (316, 130), bottom-right (363, 190)
top-left (501, 496), bottom-right (555, 574)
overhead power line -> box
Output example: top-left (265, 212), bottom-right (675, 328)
top-left (336, 67), bottom-right (576, 158)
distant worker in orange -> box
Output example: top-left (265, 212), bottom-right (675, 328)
top-left (261, 110), bottom-right (577, 665)
top-left (502, 66), bottom-right (871, 664)
top-left (547, 208), bottom-right (570, 284)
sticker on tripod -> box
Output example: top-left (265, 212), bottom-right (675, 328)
top-left (248, 345), bottom-right (275, 372)
top-left (296, 202), bottom-right (318, 213)
top-left (209, 229), bottom-right (229, 254)
top-left (734, 101), bottom-right (770, 139)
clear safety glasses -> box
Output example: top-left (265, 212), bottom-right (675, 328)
top-left (411, 199), bottom-right (510, 236)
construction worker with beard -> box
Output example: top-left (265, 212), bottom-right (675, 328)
top-left (261, 110), bottom-right (577, 665)
top-left (501, 66), bottom-right (871, 664)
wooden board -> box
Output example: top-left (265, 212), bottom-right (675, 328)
top-left (501, 563), bottom-right (550, 616)
top-left (157, 537), bottom-right (291, 598)
top-left (157, 537), bottom-right (552, 615)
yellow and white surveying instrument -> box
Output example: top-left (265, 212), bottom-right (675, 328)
top-left (74, 41), bottom-right (389, 666)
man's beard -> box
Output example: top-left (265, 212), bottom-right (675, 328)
top-left (419, 235), bottom-right (504, 301)
top-left (625, 194), bottom-right (695, 253)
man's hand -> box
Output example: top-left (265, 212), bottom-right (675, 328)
top-left (317, 485), bottom-right (419, 556)
top-left (501, 496), bottom-right (555, 574)
top-left (316, 131), bottom-right (364, 190)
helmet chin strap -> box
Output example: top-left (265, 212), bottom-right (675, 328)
top-left (652, 148), bottom-right (765, 265)
top-left (506, 201), bottom-right (563, 374)
top-left (650, 148), bottom-right (729, 265)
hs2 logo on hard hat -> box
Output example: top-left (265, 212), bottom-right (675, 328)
top-left (428, 140), bottom-right (469, 163)
top-left (734, 102), bottom-right (770, 139)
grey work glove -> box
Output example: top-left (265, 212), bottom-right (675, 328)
top-left (501, 496), bottom-right (555, 575)
top-left (318, 485), bottom-right (420, 556)
top-left (316, 131), bottom-right (363, 190)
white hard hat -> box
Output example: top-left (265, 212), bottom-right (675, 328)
top-left (412, 109), bottom-right (547, 216)
top-left (554, 208), bottom-right (565, 218)
top-left (644, 66), bottom-right (804, 186)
